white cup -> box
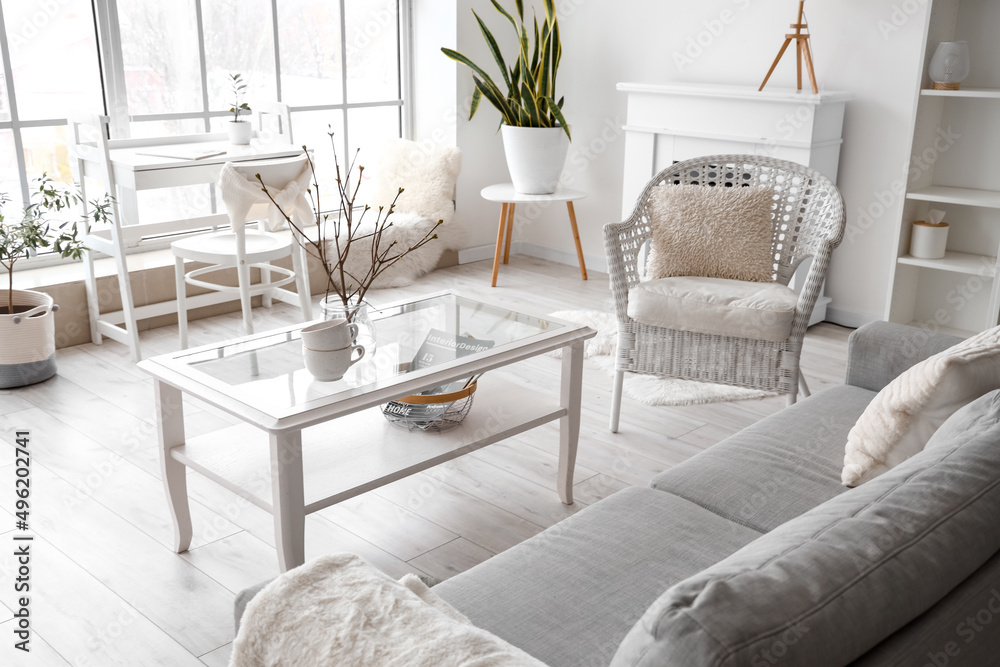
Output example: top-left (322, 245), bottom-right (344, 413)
top-left (300, 318), bottom-right (359, 352)
top-left (302, 344), bottom-right (366, 382)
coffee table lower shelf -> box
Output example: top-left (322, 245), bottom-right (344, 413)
top-left (171, 378), bottom-right (565, 517)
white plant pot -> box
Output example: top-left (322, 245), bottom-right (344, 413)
top-left (501, 125), bottom-right (570, 195)
top-left (0, 289), bottom-right (58, 389)
top-left (227, 120), bottom-right (253, 145)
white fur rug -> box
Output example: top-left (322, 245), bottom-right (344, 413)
top-left (230, 554), bottom-right (545, 667)
top-left (549, 310), bottom-right (776, 406)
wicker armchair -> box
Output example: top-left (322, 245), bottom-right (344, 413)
top-left (604, 155), bottom-right (846, 432)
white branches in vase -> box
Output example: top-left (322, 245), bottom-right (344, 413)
top-left (257, 128), bottom-right (442, 319)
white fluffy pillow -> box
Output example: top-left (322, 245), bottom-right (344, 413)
top-left (842, 325), bottom-right (1000, 487)
top-left (646, 185), bottom-right (776, 282)
top-left (367, 138), bottom-right (462, 233)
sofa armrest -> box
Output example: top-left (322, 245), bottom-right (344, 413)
top-left (846, 321), bottom-right (962, 392)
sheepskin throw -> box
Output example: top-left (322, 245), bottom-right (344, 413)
top-left (218, 161), bottom-right (313, 232)
top-left (327, 211), bottom-right (443, 288)
top-left (367, 138), bottom-right (462, 231)
top-left (336, 139), bottom-right (462, 288)
top-left (229, 554), bottom-right (546, 667)
top-left (647, 185), bottom-right (776, 282)
top-left (842, 325), bottom-right (1000, 487)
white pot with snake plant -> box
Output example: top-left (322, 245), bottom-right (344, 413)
top-left (443, 0), bottom-right (571, 194)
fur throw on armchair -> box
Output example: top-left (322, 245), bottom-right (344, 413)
top-left (329, 139), bottom-right (462, 288)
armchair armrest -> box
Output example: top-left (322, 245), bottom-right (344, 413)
top-left (787, 242), bottom-right (834, 345)
top-left (845, 321), bottom-right (962, 392)
top-left (604, 215), bottom-right (651, 322)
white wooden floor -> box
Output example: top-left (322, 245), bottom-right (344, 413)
top-left (0, 256), bottom-right (852, 666)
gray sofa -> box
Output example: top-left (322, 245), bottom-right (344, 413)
top-left (236, 322), bottom-right (1000, 665)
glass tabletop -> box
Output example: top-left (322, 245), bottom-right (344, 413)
top-left (163, 292), bottom-right (568, 416)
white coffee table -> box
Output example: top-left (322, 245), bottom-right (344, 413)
top-left (480, 184), bottom-right (588, 286)
top-left (138, 291), bottom-right (596, 571)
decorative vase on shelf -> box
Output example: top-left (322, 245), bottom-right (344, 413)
top-left (319, 296), bottom-right (377, 354)
top-left (929, 41), bottom-right (970, 91)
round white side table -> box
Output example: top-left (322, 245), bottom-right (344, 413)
top-left (480, 184), bottom-right (588, 287)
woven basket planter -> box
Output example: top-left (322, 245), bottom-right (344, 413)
top-left (0, 289), bottom-right (58, 389)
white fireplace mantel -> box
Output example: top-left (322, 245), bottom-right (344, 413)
top-left (618, 82), bottom-right (853, 324)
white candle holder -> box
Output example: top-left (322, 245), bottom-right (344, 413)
top-left (910, 220), bottom-right (949, 259)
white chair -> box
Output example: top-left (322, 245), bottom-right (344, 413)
top-left (172, 153), bottom-right (313, 348)
top-left (604, 155), bottom-right (846, 432)
top-left (255, 101), bottom-right (293, 143)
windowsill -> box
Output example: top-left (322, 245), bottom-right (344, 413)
top-left (11, 246), bottom-right (184, 292)
top-left (9, 227), bottom-right (307, 292)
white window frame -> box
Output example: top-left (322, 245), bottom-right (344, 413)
top-left (3, 0), bottom-right (413, 269)
top-left (96, 0), bottom-right (411, 148)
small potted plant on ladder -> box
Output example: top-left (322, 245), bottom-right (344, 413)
top-left (227, 72), bottom-right (253, 145)
top-left (0, 175), bottom-right (112, 388)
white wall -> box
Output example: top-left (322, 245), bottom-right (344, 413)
top-left (429, 0), bottom-right (932, 325)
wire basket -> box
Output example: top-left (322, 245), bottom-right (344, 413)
top-left (382, 381), bottom-right (478, 432)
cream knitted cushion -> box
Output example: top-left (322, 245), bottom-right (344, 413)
top-left (647, 185), bottom-right (776, 282)
top-left (842, 325), bottom-right (1000, 487)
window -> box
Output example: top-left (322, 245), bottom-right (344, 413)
top-left (106, 0), bottom-right (406, 210)
top-left (0, 0), bottom-right (104, 209)
top-left (0, 0), bottom-right (408, 245)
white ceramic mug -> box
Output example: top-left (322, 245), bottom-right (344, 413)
top-left (300, 318), bottom-right (359, 352)
top-left (302, 344), bottom-right (366, 382)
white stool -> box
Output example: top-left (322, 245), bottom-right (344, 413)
top-left (480, 184), bottom-right (588, 287)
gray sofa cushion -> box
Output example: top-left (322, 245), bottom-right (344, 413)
top-left (434, 487), bottom-right (762, 667)
top-left (611, 392), bottom-right (1000, 667)
top-left (650, 385), bottom-right (871, 532)
top-left (850, 548), bottom-right (1000, 667)
top-left (927, 389), bottom-right (1000, 450)
top-left (846, 321), bottom-right (962, 393)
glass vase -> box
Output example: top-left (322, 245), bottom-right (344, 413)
top-left (319, 296), bottom-right (377, 354)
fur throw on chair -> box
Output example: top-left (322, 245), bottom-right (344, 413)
top-left (329, 139), bottom-right (462, 288)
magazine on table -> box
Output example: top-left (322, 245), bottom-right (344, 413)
top-left (384, 328), bottom-right (495, 423)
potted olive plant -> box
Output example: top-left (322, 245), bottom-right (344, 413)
top-left (0, 175), bottom-right (112, 388)
top-left (442, 0), bottom-right (570, 194)
top-left (227, 72), bottom-right (253, 145)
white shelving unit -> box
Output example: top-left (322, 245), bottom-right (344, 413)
top-left (885, 0), bottom-right (1000, 338)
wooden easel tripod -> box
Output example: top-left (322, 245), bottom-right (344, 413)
top-left (759, 1), bottom-right (818, 94)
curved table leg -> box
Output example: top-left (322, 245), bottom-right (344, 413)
top-left (271, 430), bottom-right (305, 572)
top-left (558, 340), bottom-right (584, 504)
top-left (155, 380), bottom-right (192, 553)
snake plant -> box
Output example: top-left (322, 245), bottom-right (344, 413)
top-left (442, 0), bottom-right (571, 140)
